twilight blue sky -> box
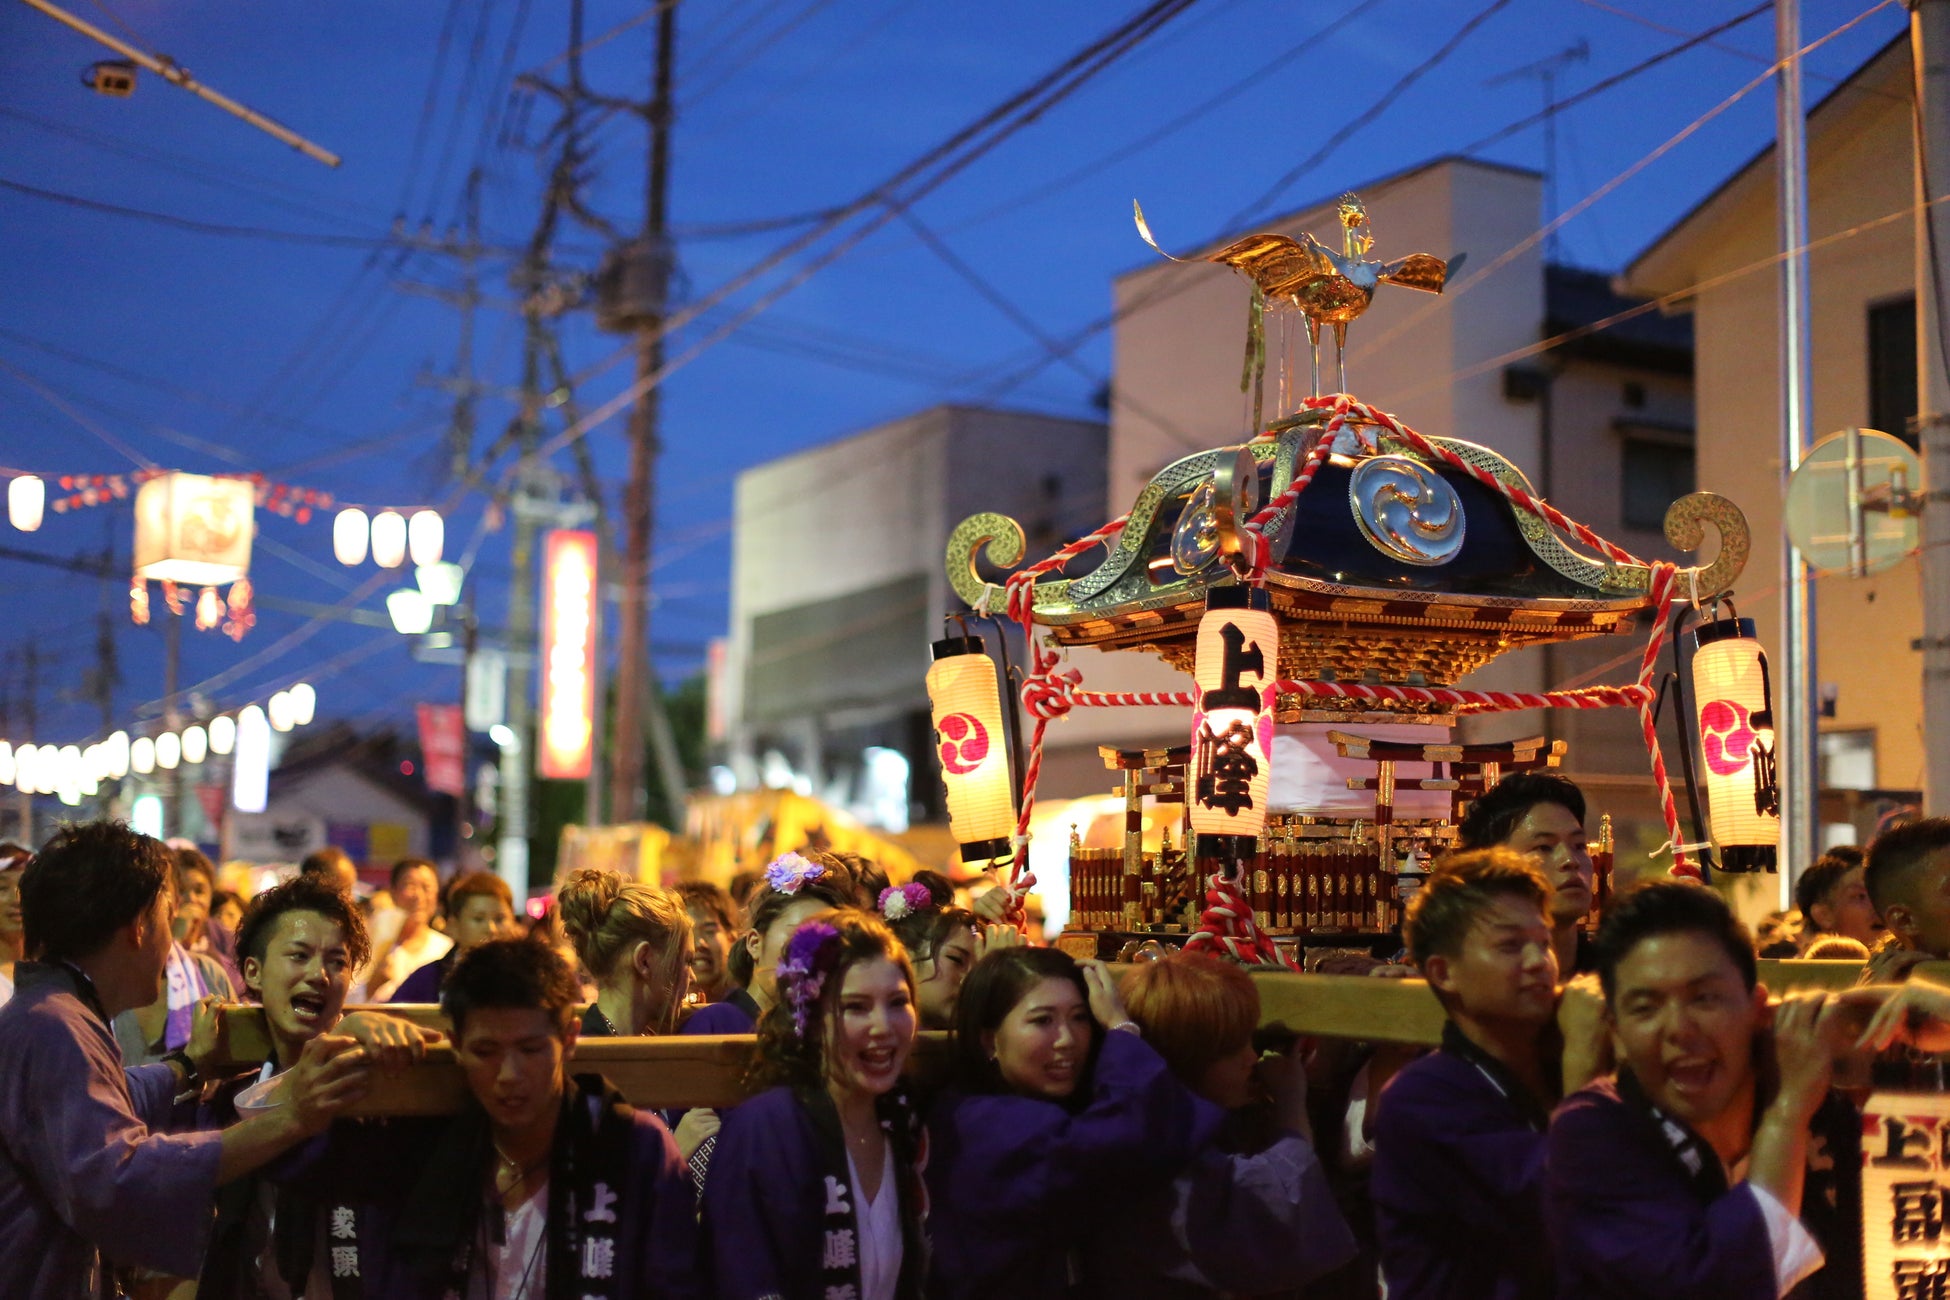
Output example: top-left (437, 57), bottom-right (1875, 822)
top-left (0, 0), bottom-right (1908, 750)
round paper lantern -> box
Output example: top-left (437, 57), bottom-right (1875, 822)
top-left (182, 725), bottom-right (208, 765)
top-left (208, 714), bottom-right (236, 756)
top-left (131, 736), bottom-right (155, 775)
top-left (370, 511), bottom-right (407, 569)
top-left (9, 476), bottom-right (44, 532)
top-left (155, 731), bottom-right (181, 770)
top-left (105, 730), bottom-right (129, 780)
top-left (1189, 586), bottom-right (1277, 858)
top-left (288, 682), bottom-right (316, 727)
top-left (1691, 616), bottom-right (1780, 873)
top-left (408, 510), bottom-right (444, 566)
top-left (268, 691), bottom-right (295, 733)
top-left (0, 741), bottom-right (14, 787)
top-left (925, 636), bottom-right (1016, 864)
top-left (334, 508), bottom-right (369, 566)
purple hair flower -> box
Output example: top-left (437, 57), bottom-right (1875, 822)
top-left (877, 882), bottom-right (933, 922)
top-left (764, 851), bottom-right (825, 896)
top-left (777, 920), bottom-right (842, 1039)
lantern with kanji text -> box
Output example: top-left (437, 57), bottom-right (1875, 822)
top-left (1691, 615), bottom-right (1780, 872)
top-left (1189, 585), bottom-right (1277, 861)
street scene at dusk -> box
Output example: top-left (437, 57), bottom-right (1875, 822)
top-left (3, 0), bottom-right (1950, 1296)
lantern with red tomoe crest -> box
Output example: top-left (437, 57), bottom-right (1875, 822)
top-left (926, 635), bottom-right (1016, 866)
top-left (1691, 615), bottom-right (1780, 873)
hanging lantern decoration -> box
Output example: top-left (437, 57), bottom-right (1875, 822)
top-left (1189, 586), bottom-right (1278, 860)
top-left (925, 635), bottom-right (1017, 865)
top-left (195, 587), bottom-right (222, 631)
top-left (9, 476), bottom-right (44, 532)
top-left (104, 730), bottom-right (129, 780)
top-left (133, 472), bottom-right (253, 587)
top-left (154, 731), bottom-right (181, 771)
top-left (408, 509), bottom-right (444, 566)
top-left (232, 704), bottom-right (270, 814)
top-left (370, 510), bottom-right (408, 569)
top-left (334, 508), bottom-right (370, 566)
top-left (130, 736), bottom-right (155, 775)
top-left (1691, 615), bottom-right (1780, 872)
top-left (208, 714), bottom-right (236, 756)
top-left (181, 725), bottom-right (208, 765)
top-left (269, 691), bottom-right (295, 733)
top-left (288, 682), bottom-right (316, 727)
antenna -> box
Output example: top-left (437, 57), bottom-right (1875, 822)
top-left (1485, 39), bottom-right (1590, 260)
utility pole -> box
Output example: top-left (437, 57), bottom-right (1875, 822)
top-left (1914, 0), bottom-right (1950, 813)
top-left (1777, 0), bottom-right (1818, 898)
top-left (1485, 40), bottom-right (1589, 261)
top-left (603, 0), bottom-right (687, 826)
top-left (17, 649), bottom-right (35, 843)
top-left (163, 611), bottom-right (183, 838)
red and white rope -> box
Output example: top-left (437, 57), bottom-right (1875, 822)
top-left (1184, 871), bottom-right (1298, 969)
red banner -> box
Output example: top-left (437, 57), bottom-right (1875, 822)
top-left (539, 529), bottom-right (598, 781)
top-left (416, 702), bottom-right (466, 797)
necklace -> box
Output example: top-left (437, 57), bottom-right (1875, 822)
top-left (594, 1005), bottom-right (621, 1035)
top-left (493, 1143), bottom-right (548, 1200)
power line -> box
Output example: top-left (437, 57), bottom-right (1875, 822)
top-left (0, 176), bottom-right (401, 247)
top-left (500, 0), bottom-right (1206, 481)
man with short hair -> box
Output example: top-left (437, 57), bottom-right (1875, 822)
top-left (1548, 882), bottom-right (1862, 1299)
top-left (674, 881), bottom-right (738, 1004)
top-left (1371, 848), bottom-right (1609, 1300)
top-left (1863, 817), bottom-right (1950, 982)
top-left (1793, 848), bottom-right (1879, 953)
top-left (388, 870), bottom-right (518, 1003)
top-left (359, 858), bottom-right (452, 1002)
top-left (0, 820), bottom-right (370, 1299)
top-left (198, 873), bottom-right (439, 1299)
top-left (1457, 772), bottom-right (1597, 976)
top-left (292, 939), bottom-right (700, 1296)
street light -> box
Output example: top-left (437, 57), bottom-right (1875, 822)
top-left (415, 562), bottom-right (464, 607)
top-left (386, 588), bottom-right (433, 635)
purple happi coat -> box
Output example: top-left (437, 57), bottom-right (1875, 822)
top-left (1371, 1022), bottom-right (1556, 1300)
top-left (1547, 1071), bottom-right (1862, 1300)
top-left (923, 1029), bottom-right (1215, 1300)
top-left (0, 961), bottom-right (224, 1299)
top-left (701, 1083), bottom-right (929, 1300)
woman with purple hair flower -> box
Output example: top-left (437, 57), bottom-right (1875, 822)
top-left (876, 870), bottom-right (1004, 1031)
top-left (700, 909), bottom-right (927, 1300)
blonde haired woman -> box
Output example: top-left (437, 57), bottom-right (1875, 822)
top-left (556, 867), bottom-right (695, 1037)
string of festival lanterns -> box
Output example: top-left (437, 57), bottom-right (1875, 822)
top-left (4, 468), bottom-right (451, 644)
top-left (0, 680), bottom-right (317, 808)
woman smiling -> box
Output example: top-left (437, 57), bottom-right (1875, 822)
top-left (923, 946), bottom-right (1214, 1300)
top-left (701, 910), bottom-right (928, 1300)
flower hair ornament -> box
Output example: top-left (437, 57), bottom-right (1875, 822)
top-left (877, 883), bottom-right (933, 921)
top-left (776, 920), bottom-right (844, 1039)
top-left (764, 851), bottom-right (826, 896)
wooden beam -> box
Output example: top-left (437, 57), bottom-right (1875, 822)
top-left (208, 958), bottom-right (1915, 1114)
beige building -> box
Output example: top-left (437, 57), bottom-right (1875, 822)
top-left (1623, 34), bottom-right (1924, 848)
top-left (1036, 157), bottom-right (1698, 857)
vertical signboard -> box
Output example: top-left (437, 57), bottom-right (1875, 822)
top-left (1863, 1091), bottom-right (1950, 1296)
top-left (416, 702), bottom-right (466, 796)
top-left (539, 529), bottom-right (598, 781)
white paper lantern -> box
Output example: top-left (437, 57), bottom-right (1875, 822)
top-left (9, 476), bottom-right (44, 532)
top-left (0, 741), bottom-right (14, 787)
top-left (132, 472), bottom-right (253, 586)
top-left (1189, 587), bottom-right (1277, 852)
top-left (288, 682), bottom-right (316, 727)
top-left (925, 636), bottom-right (1016, 864)
top-left (268, 691), bottom-right (295, 733)
top-left (408, 510), bottom-right (444, 566)
top-left (1691, 616), bottom-right (1780, 872)
top-left (334, 508), bottom-right (369, 566)
top-left (105, 730), bottom-right (129, 780)
top-left (155, 731), bottom-right (181, 770)
top-left (370, 511), bottom-right (407, 569)
top-left (208, 714), bottom-right (236, 756)
top-left (131, 736), bottom-right (155, 775)
top-left (182, 725), bottom-right (208, 765)
top-left (233, 705), bottom-right (270, 813)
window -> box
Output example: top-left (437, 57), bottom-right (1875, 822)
top-left (1868, 294), bottom-right (1917, 444)
top-left (1620, 439), bottom-right (1695, 532)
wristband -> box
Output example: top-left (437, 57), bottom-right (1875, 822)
top-left (1107, 1020), bottom-right (1141, 1037)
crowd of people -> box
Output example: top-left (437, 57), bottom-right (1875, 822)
top-left (5, 778), bottom-right (1950, 1299)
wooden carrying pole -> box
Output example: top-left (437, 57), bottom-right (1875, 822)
top-left (212, 958), bottom-right (1885, 1116)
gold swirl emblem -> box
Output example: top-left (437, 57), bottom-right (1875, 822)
top-left (1349, 455), bottom-right (1464, 567)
